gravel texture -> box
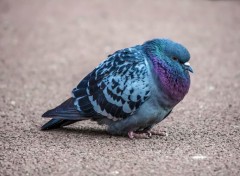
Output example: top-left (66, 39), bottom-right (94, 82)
top-left (0, 0), bottom-right (240, 175)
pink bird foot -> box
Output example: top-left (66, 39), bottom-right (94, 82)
top-left (147, 129), bottom-right (168, 137)
top-left (128, 131), bottom-right (151, 139)
top-left (128, 129), bottom-right (168, 139)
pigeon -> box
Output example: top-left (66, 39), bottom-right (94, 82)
top-left (41, 38), bottom-right (193, 139)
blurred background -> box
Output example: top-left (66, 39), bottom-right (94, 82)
top-left (0, 0), bottom-right (240, 175)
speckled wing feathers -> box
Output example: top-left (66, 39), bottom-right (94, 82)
top-left (72, 47), bottom-right (151, 121)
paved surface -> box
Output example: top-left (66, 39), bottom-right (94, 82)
top-left (0, 0), bottom-right (240, 175)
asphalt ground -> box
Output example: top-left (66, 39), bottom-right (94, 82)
top-left (0, 0), bottom-right (240, 175)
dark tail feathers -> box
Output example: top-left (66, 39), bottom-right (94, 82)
top-left (42, 98), bottom-right (83, 119)
top-left (41, 119), bottom-right (78, 130)
top-left (41, 97), bottom-right (87, 130)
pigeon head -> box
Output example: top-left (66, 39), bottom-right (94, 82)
top-left (143, 38), bottom-right (193, 73)
top-left (143, 38), bottom-right (193, 103)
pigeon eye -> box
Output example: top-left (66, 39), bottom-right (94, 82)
top-left (172, 57), bottom-right (178, 61)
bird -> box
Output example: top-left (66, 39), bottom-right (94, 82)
top-left (41, 38), bottom-right (193, 139)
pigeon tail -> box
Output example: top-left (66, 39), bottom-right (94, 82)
top-left (41, 98), bottom-right (88, 130)
top-left (41, 119), bottom-right (78, 130)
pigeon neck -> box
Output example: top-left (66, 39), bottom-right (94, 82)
top-left (148, 54), bottom-right (190, 103)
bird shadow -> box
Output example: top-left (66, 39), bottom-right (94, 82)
top-left (47, 126), bottom-right (116, 138)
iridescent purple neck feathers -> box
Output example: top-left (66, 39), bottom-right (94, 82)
top-left (150, 55), bottom-right (190, 103)
top-left (142, 39), bottom-right (191, 104)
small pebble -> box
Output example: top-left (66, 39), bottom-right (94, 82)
top-left (192, 154), bottom-right (207, 160)
top-left (10, 100), bottom-right (16, 106)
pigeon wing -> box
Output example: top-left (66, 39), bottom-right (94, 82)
top-left (72, 46), bottom-right (151, 121)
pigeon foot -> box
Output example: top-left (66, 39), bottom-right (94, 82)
top-left (127, 131), bottom-right (151, 139)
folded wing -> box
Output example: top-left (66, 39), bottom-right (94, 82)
top-left (72, 46), bottom-right (151, 121)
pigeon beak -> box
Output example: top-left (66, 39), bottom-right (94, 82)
top-left (184, 62), bottom-right (193, 73)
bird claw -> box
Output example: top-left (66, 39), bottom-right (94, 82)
top-left (149, 130), bottom-right (168, 136)
top-left (128, 131), bottom-right (151, 139)
top-left (128, 129), bottom-right (168, 139)
top-left (146, 131), bottom-right (152, 137)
